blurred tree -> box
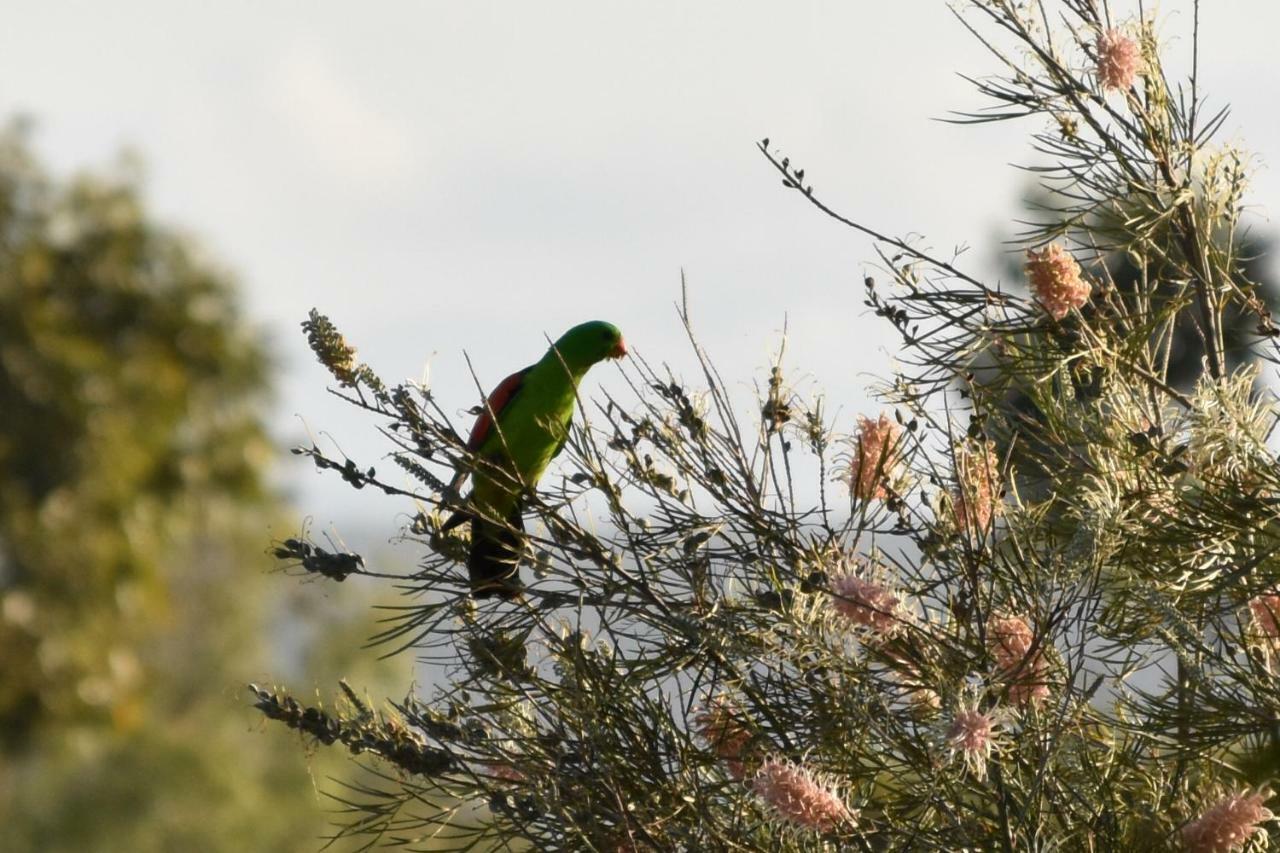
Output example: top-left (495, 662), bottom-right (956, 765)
top-left (0, 122), bottom-right (401, 852)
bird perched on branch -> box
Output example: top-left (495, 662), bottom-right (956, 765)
top-left (444, 320), bottom-right (626, 599)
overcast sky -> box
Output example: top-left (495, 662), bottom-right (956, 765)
top-left (4, 1), bottom-right (1279, 545)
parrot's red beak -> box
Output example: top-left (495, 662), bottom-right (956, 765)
top-left (609, 337), bottom-right (628, 359)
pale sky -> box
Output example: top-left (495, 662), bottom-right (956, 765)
top-left (3, 1), bottom-right (1279, 545)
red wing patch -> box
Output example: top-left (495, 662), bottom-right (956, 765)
top-left (467, 366), bottom-right (532, 452)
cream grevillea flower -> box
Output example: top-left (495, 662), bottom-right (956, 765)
top-left (751, 756), bottom-right (856, 832)
top-left (1025, 244), bottom-right (1091, 319)
top-left (1181, 788), bottom-right (1275, 853)
top-left (1095, 28), bottom-right (1142, 91)
top-left (846, 412), bottom-right (902, 501)
top-left (953, 440), bottom-right (1001, 533)
top-left (878, 643), bottom-right (940, 713)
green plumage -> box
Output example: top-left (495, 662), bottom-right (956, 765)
top-left (458, 320), bottom-right (625, 598)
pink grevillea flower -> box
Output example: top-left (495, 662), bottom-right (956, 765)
top-left (1181, 788), bottom-right (1275, 853)
top-left (1249, 594), bottom-right (1280, 640)
top-left (988, 615), bottom-right (1051, 707)
top-left (953, 441), bottom-right (1001, 533)
top-left (830, 569), bottom-right (904, 637)
top-left (1247, 593), bottom-right (1280, 671)
top-left (485, 763), bottom-right (527, 783)
top-left (751, 756), bottom-right (855, 833)
top-left (694, 697), bottom-right (754, 780)
top-left (1095, 29), bottom-right (1142, 91)
top-left (846, 413), bottom-right (902, 501)
top-left (1025, 244), bottom-right (1091, 320)
top-left (944, 698), bottom-right (1006, 781)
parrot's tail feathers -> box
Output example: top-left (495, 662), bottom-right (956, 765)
top-left (468, 508), bottom-right (524, 600)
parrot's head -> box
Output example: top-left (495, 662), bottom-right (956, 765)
top-left (551, 320), bottom-right (627, 371)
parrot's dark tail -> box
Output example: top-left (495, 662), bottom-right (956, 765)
top-left (468, 507), bottom-right (524, 600)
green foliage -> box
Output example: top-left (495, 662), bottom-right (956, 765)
top-left (0, 123), bottom-right (400, 851)
top-left (0, 123), bottom-right (269, 738)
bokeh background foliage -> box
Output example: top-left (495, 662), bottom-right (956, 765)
top-left (0, 123), bottom-right (404, 852)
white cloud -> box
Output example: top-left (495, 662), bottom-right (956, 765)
top-left (267, 40), bottom-right (417, 187)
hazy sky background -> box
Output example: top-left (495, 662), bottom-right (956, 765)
top-left (3, 1), bottom-right (1279, 552)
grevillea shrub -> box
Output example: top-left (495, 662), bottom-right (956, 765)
top-left (256, 2), bottom-right (1280, 849)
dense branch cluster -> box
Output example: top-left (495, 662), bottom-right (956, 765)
top-left (257, 2), bottom-right (1280, 849)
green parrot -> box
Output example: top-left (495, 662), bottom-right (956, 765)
top-left (445, 320), bottom-right (627, 599)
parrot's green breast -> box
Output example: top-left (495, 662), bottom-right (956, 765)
top-left (471, 363), bottom-right (579, 516)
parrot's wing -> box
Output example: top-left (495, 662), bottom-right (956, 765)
top-left (445, 365), bottom-right (533, 502)
top-left (467, 365), bottom-right (533, 453)
top-left (550, 421), bottom-right (571, 462)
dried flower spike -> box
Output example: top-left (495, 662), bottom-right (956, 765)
top-left (1181, 788), bottom-right (1275, 853)
top-left (302, 308), bottom-right (360, 386)
top-left (1095, 29), bottom-right (1142, 91)
top-left (751, 756), bottom-right (855, 833)
top-left (846, 413), bottom-right (902, 501)
top-left (1025, 244), bottom-right (1090, 320)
